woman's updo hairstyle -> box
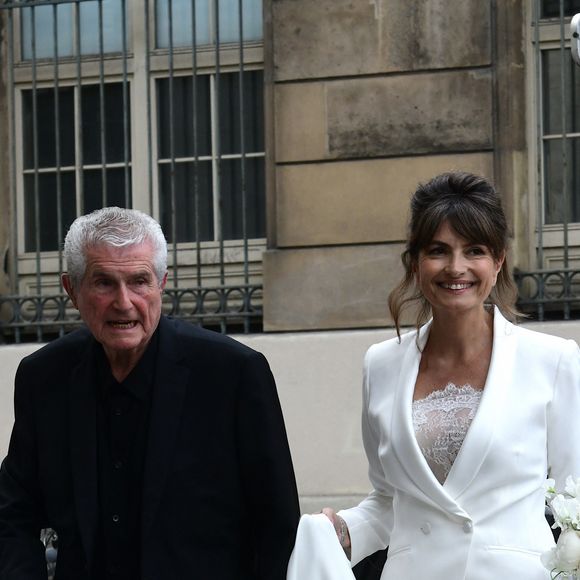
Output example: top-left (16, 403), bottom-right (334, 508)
top-left (388, 171), bottom-right (519, 337)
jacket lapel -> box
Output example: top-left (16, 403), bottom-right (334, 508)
top-left (390, 322), bottom-right (470, 519)
top-left (443, 307), bottom-right (516, 498)
top-left (141, 317), bottom-right (190, 540)
top-left (69, 339), bottom-right (99, 569)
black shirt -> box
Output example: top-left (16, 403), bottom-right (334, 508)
top-left (93, 330), bottom-right (158, 580)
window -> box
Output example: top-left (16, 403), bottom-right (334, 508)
top-left (533, 2), bottom-right (580, 227)
top-left (541, 49), bottom-right (580, 224)
top-left (156, 70), bottom-right (265, 243)
top-left (5, 0), bottom-right (265, 292)
top-left (22, 83), bottom-right (131, 252)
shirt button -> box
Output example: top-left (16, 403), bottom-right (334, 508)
top-left (463, 521), bottom-right (473, 533)
top-left (420, 522), bottom-right (432, 535)
top-left (112, 514), bottom-right (120, 523)
top-left (114, 460), bottom-right (123, 470)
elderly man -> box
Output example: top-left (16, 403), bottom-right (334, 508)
top-left (0, 207), bottom-right (300, 580)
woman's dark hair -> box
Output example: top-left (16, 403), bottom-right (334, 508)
top-left (388, 171), bottom-right (520, 337)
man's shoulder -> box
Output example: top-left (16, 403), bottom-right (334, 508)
top-left (21, 326), bottom-right (93, 368)
top-left (160, 316), bottom-right (259, 360)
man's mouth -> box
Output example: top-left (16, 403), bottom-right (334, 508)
top-left (108, 321), bottom-right (137, 329)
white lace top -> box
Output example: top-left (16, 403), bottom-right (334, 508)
top-left (412, 383), bottom-right (483, 484)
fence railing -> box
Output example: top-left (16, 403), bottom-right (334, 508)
top-left (0, 284), bottom-right (263, 343)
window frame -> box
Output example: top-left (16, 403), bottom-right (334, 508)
top-left (5, 0), bottom-right (266, 295)
top-left (526, 5), bottom-right (580, 271)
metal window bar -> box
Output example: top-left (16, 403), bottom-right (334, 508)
top-left (514, 0), bottom-right (580, 320)
top-left (0, 0), bottom-right (264, 344)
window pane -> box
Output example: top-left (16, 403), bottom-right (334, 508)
top-left (80, 0), bottom-right (127, 55)
top-left (156, 0), bottom-right (262, 47)
top-left (159, 162), bottom-right (214, 242)
top-left (220, 157), bottom-right (265, 239)
top-left (23, 88), bottom-right (75, 169)
top-left (542, 49), bottom-right (580, 135)
top-left (541, 0), bottom-right (580, 18)
top-left (157, 76), bottom-right (211, 158)
top-left (21, 4), bottom-right (74, 59)
top-left (83, 168), bottom-right (132, 213)
top-left (218, 70), bottom-right (264, 155)
top-left (21, 0), bottom-right (126, 60)
top-left (82, 83), bottom-right (132, 165)
top-left (543, 138), bottom-right (580, 223)
top-left (219, 0), bottom-right (262, 43)
top-left (24, 172), bottom-right (76, 252)
top-left (156, 0), bottom-right (211, 48)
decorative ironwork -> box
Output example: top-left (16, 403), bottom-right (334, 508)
top-left (514, 268), bottom-right (580, 320)
top-left (0, 284), bottom-right (263, 343)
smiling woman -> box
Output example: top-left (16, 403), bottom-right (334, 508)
top-left (314, 171), bottom-right (580, 580)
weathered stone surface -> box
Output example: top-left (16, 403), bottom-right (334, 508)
top-left (274, 69), bottom-right (493, 163)
top-left (327, 70), bottom-right (493, 159)
top-left (276, 153), bottom-right (494, 247)
top-left (271, 0), bottom-right (490, 81)
top-left (263, 244), bottom-right (404, 331)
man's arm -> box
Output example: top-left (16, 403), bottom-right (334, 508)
top-left (236, 351), bottom-right (300, 580)
top-left (0, 361), bottom-right (49, 579)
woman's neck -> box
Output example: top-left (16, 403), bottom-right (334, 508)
top-left (426, 306), bottom-right (494, 363)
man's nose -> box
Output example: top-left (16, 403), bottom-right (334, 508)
top-left (113, 284), bottom-right (132, 310)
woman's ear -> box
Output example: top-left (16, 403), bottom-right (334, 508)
top-left (492, 250), bottom-right (506, 285)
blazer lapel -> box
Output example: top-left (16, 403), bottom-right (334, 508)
top-left (443, 307), bottom-right (516, 499)
top-left (69, 340), bottom-right (99, 568)
top-left (390, 322), bottom-right (470, 519)
top-left (141, 318), bottom-right (190, 539)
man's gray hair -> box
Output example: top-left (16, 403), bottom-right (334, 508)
top-left (64, 207), bottom-right (168, 287)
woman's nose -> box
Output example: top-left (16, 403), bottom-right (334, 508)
top-left (444, 253), bottom-right (466, 275)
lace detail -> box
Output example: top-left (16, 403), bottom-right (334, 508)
top-left (412, 383), bottom-right (483, 484)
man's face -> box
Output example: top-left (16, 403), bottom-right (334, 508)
top-left (63, 241), bottom-right (167, 366)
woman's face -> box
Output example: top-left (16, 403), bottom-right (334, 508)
top-left (415, 220), bottom-right (505, 317)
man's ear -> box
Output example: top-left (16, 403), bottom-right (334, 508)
top-left (160, 272), bottom-right (168, 291)
top-left (62, 274), bottom-right (78, 309)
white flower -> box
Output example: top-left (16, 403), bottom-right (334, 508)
top-left (551, 495), bottom-right (580, 531)
top-left (541, 529), bottom-right (580, 573)
top-left (546, 478), bottom-right (558, 501)
top-left (565, 475), bottom-right (580, 499)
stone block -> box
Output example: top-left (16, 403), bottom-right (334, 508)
top-left (276, 153), bottom-right (494, 247)
top-left (274, 69), bottom-right (493, 163)
top-left (263, 244), bottom-right (404, 331)
top-left (274, 82), bottom-right (327, 163)
top-left (271, 0), bottom-right (490, 81)
top-left (326, 70), bottom-right (493, 159)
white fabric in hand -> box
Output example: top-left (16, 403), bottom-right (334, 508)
top-left (287, 514), bottom-right (356, 580)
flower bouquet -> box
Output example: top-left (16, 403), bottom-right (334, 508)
top-left (541, 476), bottom-right (580, 579)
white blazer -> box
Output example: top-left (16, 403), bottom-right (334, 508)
top-left (339, 307), bottom-right (580, 580)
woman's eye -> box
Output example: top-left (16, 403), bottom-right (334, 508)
top-left (468, 246), bottom-right (486, 256)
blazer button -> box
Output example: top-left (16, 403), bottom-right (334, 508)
top-left (463, 521), bottom-right (473, 533)
top-left (420, 522), bottom-right (431, 535)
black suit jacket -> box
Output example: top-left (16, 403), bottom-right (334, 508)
top-left (0, 316), bottom-right (300, 580)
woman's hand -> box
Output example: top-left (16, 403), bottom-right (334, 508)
top-left (321, 507), bottom-right (351, 559)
